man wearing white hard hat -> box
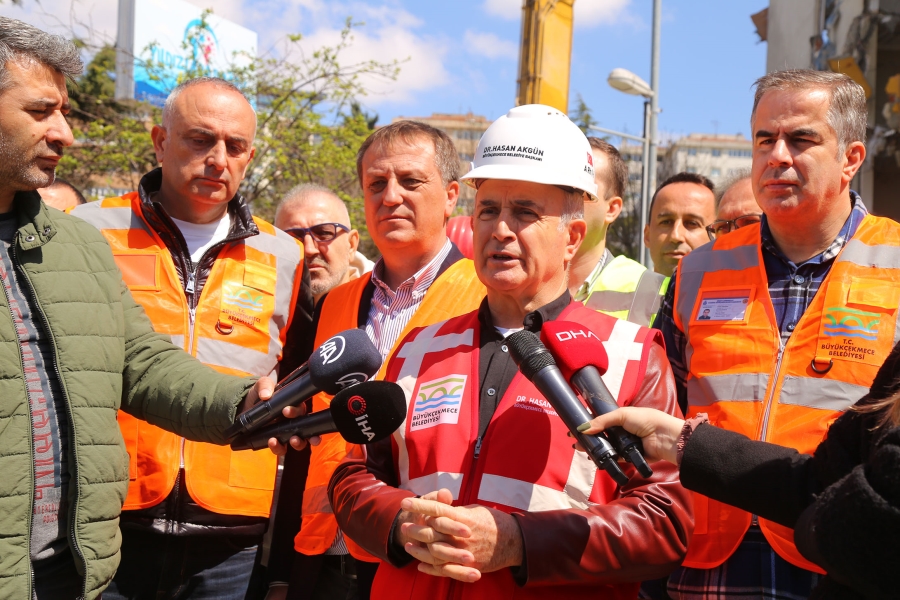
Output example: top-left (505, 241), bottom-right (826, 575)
top-left (327, 105), bottom-right (693, 600)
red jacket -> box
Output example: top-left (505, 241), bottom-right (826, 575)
top-left (328, 302), bottom-right (693, 599)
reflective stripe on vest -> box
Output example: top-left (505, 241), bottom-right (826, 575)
top-left (72, 194), bottom-right (303, 517)
top-left (371, 303), bottom-right (658, 599)
top-left (673, 214), bottom-right (900, 571)
top-left (294, 258), bottom-right (486, 558)
top-left (584, 254), bottom-right (667, 327)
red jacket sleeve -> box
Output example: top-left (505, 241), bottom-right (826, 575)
top-left (513, 342), bottom-right (693, 585)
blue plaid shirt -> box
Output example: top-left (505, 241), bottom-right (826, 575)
top-left (653, 192), bottom-right (867, 599)
top-left (657, 191), bottom-right (868, 410)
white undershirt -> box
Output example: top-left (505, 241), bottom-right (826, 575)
top-left (495, 326), bottom-right (524, 338)
top-left (170, 214), bottom-right (231, 264)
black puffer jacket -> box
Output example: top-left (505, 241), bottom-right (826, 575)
top-left (681, 342), bottom-right (900, 599)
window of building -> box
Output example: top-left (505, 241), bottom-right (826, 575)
top-left (712, 149), bottom-right (721, 157)
top-left (686, 167), bottom-right (698, 173)
top-left (711, 168), bottom-right (721, 177)
top-left (687, 148), bottom-right (697, 156)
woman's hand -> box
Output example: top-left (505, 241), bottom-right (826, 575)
top-left (576, 407), bottom-right (685, 465)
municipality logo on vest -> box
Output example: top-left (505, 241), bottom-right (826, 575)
top-left (823, 307), bottom-right (880, 341)
top-left (410, 374), bottom-right (466, 431)
top-left (222, 283), bottom-right (264, 313)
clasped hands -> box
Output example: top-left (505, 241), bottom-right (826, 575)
top-left (394, 488), bottom-right (525, 583)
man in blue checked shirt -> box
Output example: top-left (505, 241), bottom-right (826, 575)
top-left (654, 69), bottom-right (900, 599)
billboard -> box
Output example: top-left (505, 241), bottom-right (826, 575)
top-left (120, 0), bottom-right (257, 105)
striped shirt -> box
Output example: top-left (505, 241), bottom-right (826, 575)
top-left (365, 239), bottom-right (453, 360)
top-left (323, 239), bottom-right (453, 556)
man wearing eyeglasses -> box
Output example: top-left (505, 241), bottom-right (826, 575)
top-left (275, 183), bottom-right (373, 303)
top-left (705, 170), bottom-right (763, 241)
top-left (73, 77), bottom-right (312, 600)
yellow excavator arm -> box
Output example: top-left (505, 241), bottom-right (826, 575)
top-left (515, 0), bottom-right (575, 114)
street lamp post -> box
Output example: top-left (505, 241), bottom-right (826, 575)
top-left (603, 68), bottom-right (655, 267)
top-left (602, 0), bottom-right (661, 268)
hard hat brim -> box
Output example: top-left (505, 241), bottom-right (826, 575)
top-left (461, 163), bottom-right (600, 202)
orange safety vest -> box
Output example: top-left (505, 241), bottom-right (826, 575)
top-left (370, 304), bottom-right (659, 600)
top-left (294, 258), bottom-right (486, 558)
top-left (73, 194), bottom-right (304, 517)
top-left (673, 215), bottom-right (900, 572)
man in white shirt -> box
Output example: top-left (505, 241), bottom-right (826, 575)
top-left (73, 77), bottom-right (311, 600)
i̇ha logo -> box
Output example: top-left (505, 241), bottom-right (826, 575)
top-left (348, 395), bottom-right (367, 416)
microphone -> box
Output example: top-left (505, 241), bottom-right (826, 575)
top-left (224, 328), bottom-right (383, 440)
top-left (540, 321), bottom-right (653, 478)
top-left (230, 381), bottom-right (408, 451)
top-left (506, 330), bottom-right (628, 486)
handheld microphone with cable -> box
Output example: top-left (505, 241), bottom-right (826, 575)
top-left (230, 381), bottom-right (407, 451)
top-left (506, 330), bottom-right (629, 485)
top-left (224, 328), bottom-right (382, 441)
top-left (540, 321), bottom-right (653, 478)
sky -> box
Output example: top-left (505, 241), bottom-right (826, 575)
top-left (3, 0), bottom-right (769, 143)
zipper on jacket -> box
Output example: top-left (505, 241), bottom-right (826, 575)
top-left (758, 341), bottom-right (786, 443)
top-left (11, 242), bottom-right (87, 599)
top-left (0, 250), bottom-right (38, 599)
top-left (473, 436), bottom-right (483, 459)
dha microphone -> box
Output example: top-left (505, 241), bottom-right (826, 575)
top-left (230, 381), bottom-right (407, 451)
top-left (224, 328), bottom-right (383, 441)
top-left (506, 330), bottom-right (628, 486)
top-left (540, 321), bottom-right (653, 478)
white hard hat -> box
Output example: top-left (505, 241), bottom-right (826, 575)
top-left (461, 104), bottom-right (599, 201)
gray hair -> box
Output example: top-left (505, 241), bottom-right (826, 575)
top-left (714, 168), bottom-right (751, 207)
top-left (751, 69), bottom-right (867, 155)
top-left (275, 183), bottom-right (351, 227)
top-left (0, 17), bottom-right (83, 93)
top-left (559, 188), bottom-right (585, 230)
top-left (162, 76), bottom-right (255, 129)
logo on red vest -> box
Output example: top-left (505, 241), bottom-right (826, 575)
top-left (410, 374), bottom-right (467, 431)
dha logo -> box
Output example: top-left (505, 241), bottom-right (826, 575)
top-left (185, 19), bottom-right (219, 69)
top-left (554, 329), bottom-right (600, 342)
top-left (319, 335), bottom-right (346, 365)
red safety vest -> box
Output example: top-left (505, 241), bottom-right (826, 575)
top-left (370, 302), bottom-right (659, 600)
top-left (295, 259), bottom-right (486, 558)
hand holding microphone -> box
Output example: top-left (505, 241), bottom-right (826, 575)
top-left (225, 328), bottom-right (383, 441)
top-left (540, 321), bottom-right (653, 478)
top-left (505, 330), bottom-right (629, 486)
top-left (231, 380), bottom-right (408, 451)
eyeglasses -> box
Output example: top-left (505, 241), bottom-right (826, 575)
top-left (284, 223), bottom-right (350, 243)
top-left (706, 214), bottom-right (763, 241)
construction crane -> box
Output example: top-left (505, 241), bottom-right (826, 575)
top-left (515, 0), bottom-right (575, 114)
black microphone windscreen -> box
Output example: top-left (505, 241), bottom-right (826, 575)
top-left (506, 330), bottom-right (555, 380)
top-left (308, 329), bottom-right (383, 394)
top-left (329, 381), bottom-right (407, 444)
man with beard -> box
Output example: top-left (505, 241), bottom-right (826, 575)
top-left (275, 184), bottom-right (372, 303)
top-left (0, 18), bottom-right (295, 600)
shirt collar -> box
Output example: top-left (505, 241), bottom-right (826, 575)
top-left (478, 290), bottom-right (573, 334)
top-left (574, 249), bottom-right (612, 302)
top-left (759, 190), bottom-right (868, 268)
top-left (370, 238), bottom-right (452, 296)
